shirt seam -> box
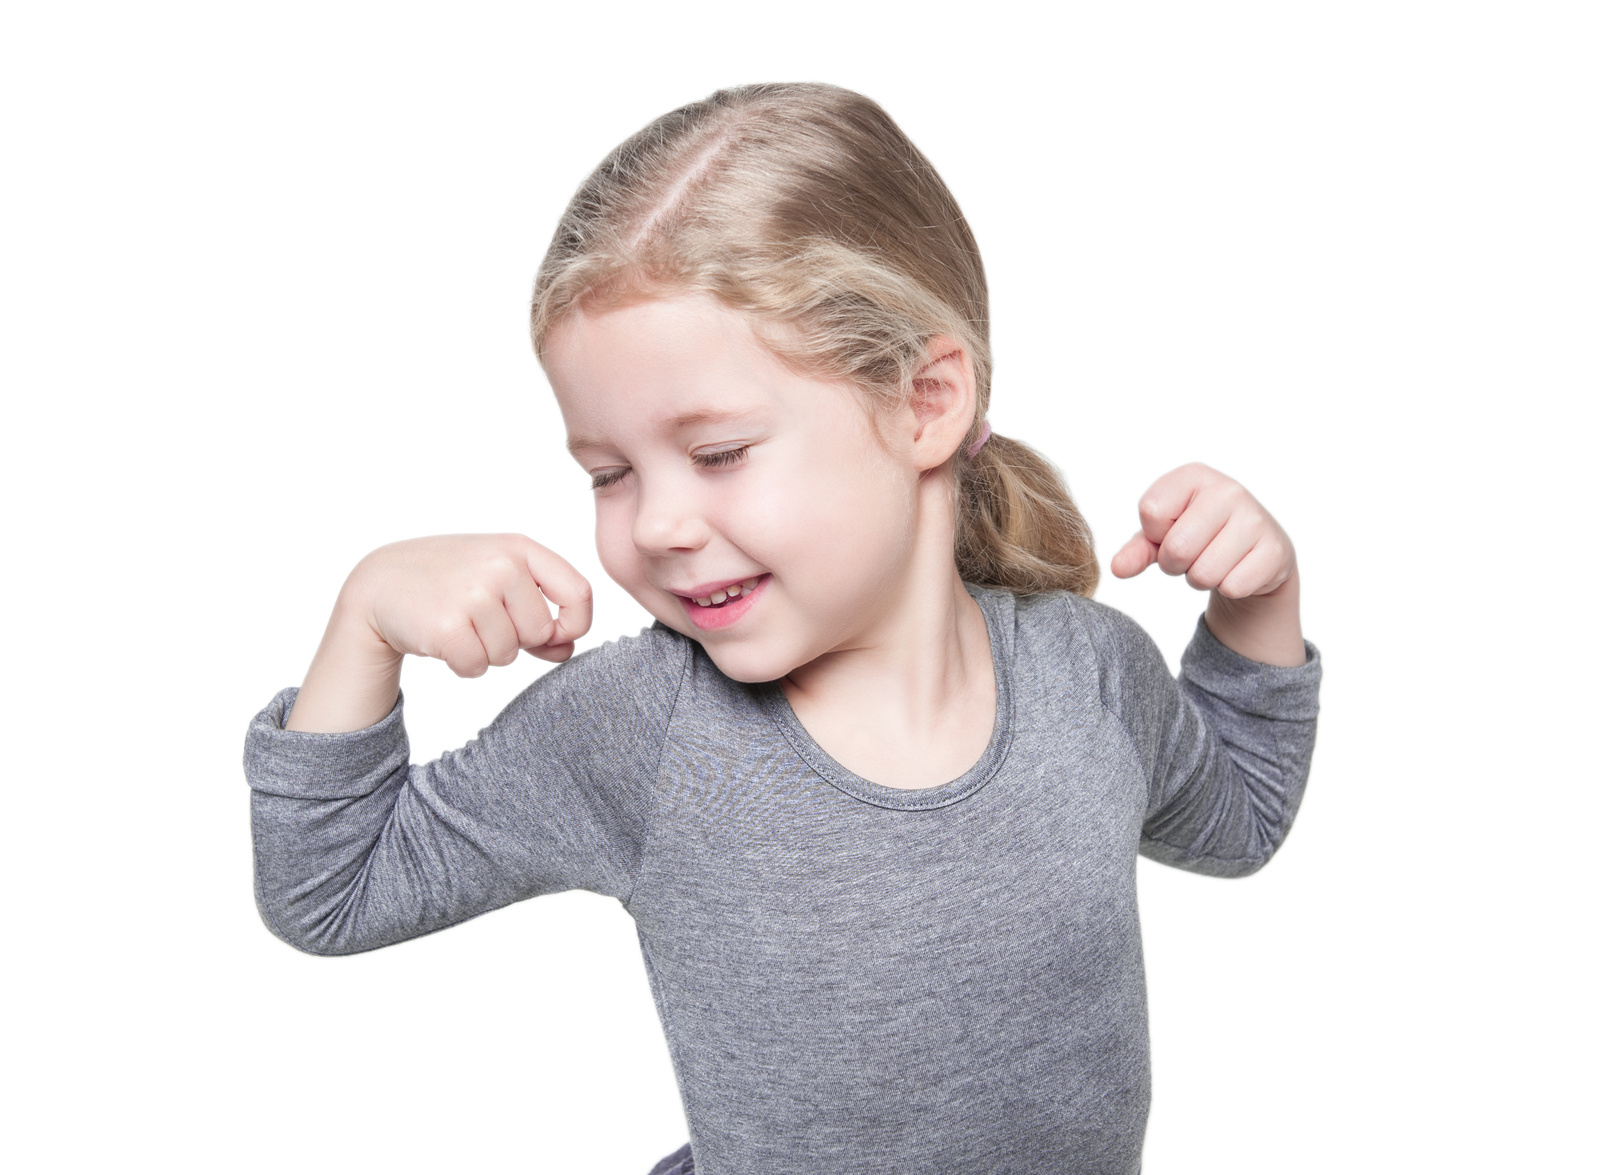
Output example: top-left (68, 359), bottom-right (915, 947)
top-left (625, 635), bottom-right (693, 912)
top-left (1079, 598), bottom-right (1291, 869)
top-left (1065, 593), bottom-right (1155, 798)
top-left (1066, 595), bottom-right (1259, 866)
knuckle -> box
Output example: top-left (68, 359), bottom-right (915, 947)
top-left (1159, 535), bottom-right (1195, 567)
top-left (1219, 580), bottom-right (1253, 600)
top-left (1249, 540), bottom-right (1285, 577)
top-left (438, 626), bottom-right (490, 679)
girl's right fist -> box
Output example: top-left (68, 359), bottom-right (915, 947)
top-left (339, 534), bottom-right (593, 677)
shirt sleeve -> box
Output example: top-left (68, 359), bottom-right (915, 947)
top-left (1073, 597), bottom-right (1323, 878)
top-left (242, 624), bottom-right (691, 955)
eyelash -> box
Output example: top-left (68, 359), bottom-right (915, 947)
top-left (589, 446), bottom-right (751, 491)
top-left (694, 445), bottom-right (750, 469)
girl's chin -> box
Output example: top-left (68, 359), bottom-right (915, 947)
top-left (701, 642), bottom-right (797, 684)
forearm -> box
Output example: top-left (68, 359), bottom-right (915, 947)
top-left (1203, 573), bottom-right (1306, 667)
top-left (284, 594), bottom-right (405, 732)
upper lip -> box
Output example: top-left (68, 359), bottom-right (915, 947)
top-left (669, 574), bottom-right (765, 599)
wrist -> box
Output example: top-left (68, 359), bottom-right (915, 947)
top-left (1203, 573), bottom-right (1306, 667)
top-left (283, 595), bottom-right (404, 733)
top-left (327, 588), bottom-right (403, 673)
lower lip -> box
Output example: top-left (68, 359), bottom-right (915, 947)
top-left (679, 574), bottom-right (770, 631)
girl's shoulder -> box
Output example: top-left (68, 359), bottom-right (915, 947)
top-left (580, 619), bottom-right (695, 683)
top-left (993, 586), bottom-right (1165, 674)
top-left (502, 619), bottom-right (695, 730)
top-left (985, 587), bottom-right (1181, 726)
top-left (1007, 588), bottom-right (1321, 727)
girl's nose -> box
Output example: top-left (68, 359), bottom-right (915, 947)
top-left (632, 484), bottom-right (710, 555)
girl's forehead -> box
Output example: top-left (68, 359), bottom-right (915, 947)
top-left (549, 294), bottom-right (774, 385)
top-left (552, 290), bottom-right (866, 396)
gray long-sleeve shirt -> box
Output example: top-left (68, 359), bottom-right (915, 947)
top-left (244, 586), bottom-right (1322, 1174)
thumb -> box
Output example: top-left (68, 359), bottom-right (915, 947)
top-left (1110, 531), bottom-right (1159, 579)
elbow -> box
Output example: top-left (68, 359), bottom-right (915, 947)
top-left (1216, 844), bottom-right (1281, 879)
top-left (1222, 816), bottom-right (1294, 877)
top-left (1138, 819), bottom-right (1293, 879)
top-left (1211, 816), bottom-right (1296, 878)
top-left (1139, 752), bottom-right (1311, 878)
top-left (254, 885), bottom-right (374, 957)
top-left (255, 900), bottom-right (342, 957)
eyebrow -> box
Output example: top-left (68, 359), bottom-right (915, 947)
top-left (566, 407), bottom-right (758, 456)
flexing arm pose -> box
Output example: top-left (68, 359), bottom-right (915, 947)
top-left (284, 534), bottom-right (594, 734)
top-left (1113, 462), bottom-right (1306, 668)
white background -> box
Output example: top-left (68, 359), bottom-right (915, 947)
top-left (4, 2), bottom-right (1612, 1171)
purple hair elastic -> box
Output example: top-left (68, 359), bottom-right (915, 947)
top-left (967, 419), bottom-right (992, 458)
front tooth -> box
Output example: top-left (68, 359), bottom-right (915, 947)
top-left (726, 584), bottom-right (742, 597)
top-left (709, 590), bottom-right (727, 605)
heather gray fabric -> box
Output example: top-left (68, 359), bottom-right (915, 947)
top-left (649, 1143), bottom-right (695, 1175)
top-left (244, 586), bottom-right (1322, 1174)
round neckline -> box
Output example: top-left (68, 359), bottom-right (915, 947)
top-left (756, 584), bottom-right (1016, 811)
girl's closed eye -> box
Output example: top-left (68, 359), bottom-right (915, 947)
top-left (693, 445), bottom-right (751, 470)
top-left (591, 446), bottom-right (749, 489)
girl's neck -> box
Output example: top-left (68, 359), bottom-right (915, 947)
top-left (780, 474), bottom-right (997, 790)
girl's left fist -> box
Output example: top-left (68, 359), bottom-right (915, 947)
top-left (1110, 463), bottom-right (1296, 599)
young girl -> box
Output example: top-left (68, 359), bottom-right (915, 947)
top-left (245, 83), bottom-right (1320, 1174)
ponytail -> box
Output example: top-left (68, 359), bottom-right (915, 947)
top-left (954, 433), bottom-right (1100, 597)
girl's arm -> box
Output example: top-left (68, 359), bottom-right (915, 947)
top-left (1103, 463), bottom-right (1320, 875)
top-left (286, 534), bottom-right (593, 732)
top-left (245, 622), bottom-right (687, 953)
top-left (245, 534), bottom-right (684, 956)
top-left (1110, 463), bottom-right (1306, 668)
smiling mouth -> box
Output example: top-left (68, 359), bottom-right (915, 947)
top-left (676, 574), bottom-right (769, 631)
top-left (681, 576), bottom-right (762, 608)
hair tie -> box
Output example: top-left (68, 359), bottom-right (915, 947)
top-left (967, 419), bottom-right (992, 458)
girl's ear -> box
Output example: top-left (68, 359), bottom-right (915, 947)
top-left (904, 335), bottom-right (978, 473)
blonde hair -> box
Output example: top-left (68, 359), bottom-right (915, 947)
top-left (531, 83), bottom-right (1099, 597)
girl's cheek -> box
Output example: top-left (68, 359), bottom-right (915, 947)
top-left (594, 509), bottom-right (638, 585)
